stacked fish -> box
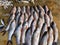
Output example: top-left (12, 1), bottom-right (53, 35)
top-left (1, 5), bottom-right (58, 45)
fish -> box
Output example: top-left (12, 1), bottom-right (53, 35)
top-left (5, 7), bottom-right (16, 31)
top-left (25, 17), bottom-right (38, 45)
top-left (21, 13), bottom-right (29, 44)
top-left (31, 6), bottom-right (45, 45)
top-left (13, 7), bottom-right (22, 45)
top-left (51, 22), bottom-right (58, 45)
top-left (25, 27), bottom-right (32, 45)
top-left (47, 27), bottom-right (54, 45)
top-left (39, 27), bottom-right (53, 45)
top-left (25, 8), bottom-right (39, 45)
top-left (11, 6), bottom-right (24, 45)
top-left (25, 16), bottom-right (38, 45)
top-left (21, 22), bottom-right (29, 44)
top-left (32, 17), bottom-right (44, 45)
top-left (1, 7), bottom-right (17, 45)
top-left (14, 24), bottom-right (22, 45)
top-left (7, 20), bottom-right (16, 45)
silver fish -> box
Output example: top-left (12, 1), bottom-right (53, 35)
top-left (3, 7), bottom-right (16, 45)
top-left (14, 24), bottom-right (22, 45)
top-left (47, 27), bottom-right (53, 45)
top-left (21, 6), bottom-right (35, 44)
top-left (18, 11), bottom-right (25, 44)
top-left (32, 17), bottom-right (44, 45)
top-left (13, 6), bottom-right (24, 45)
top-left (21, 12), bottom-right (29, 44)
top-left (13, 7), bottom-right (22, 45)
top-left (51, 22), bottom-right (58, 45)
top-left (25, 28), bottom-right (32, 45)
top-left (21, 22), bottom-right (28, 44)
top-left (25, 19), bottom-right (38, 45)
top-left (39, 27), bottom-right (53, 45)
top-left (8, 20), bottom-right (16, 43)
top-left (5, 7), bottom-right (16, 31)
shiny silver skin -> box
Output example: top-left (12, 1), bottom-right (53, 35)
top-left (4, 7), bottom-right (16, 45)
top-left (25, 28), bottom-right (32, 45)
top-left (32, 17), bottom-right (44, 45)
top-left (32, 7), bottom-right (45, 45)
top-left (51, 22), bottom-right (58, 45)
top-left (47, 27), bottom-right (53, 45)
top-left (14, 7), bottom-right (22, 45)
